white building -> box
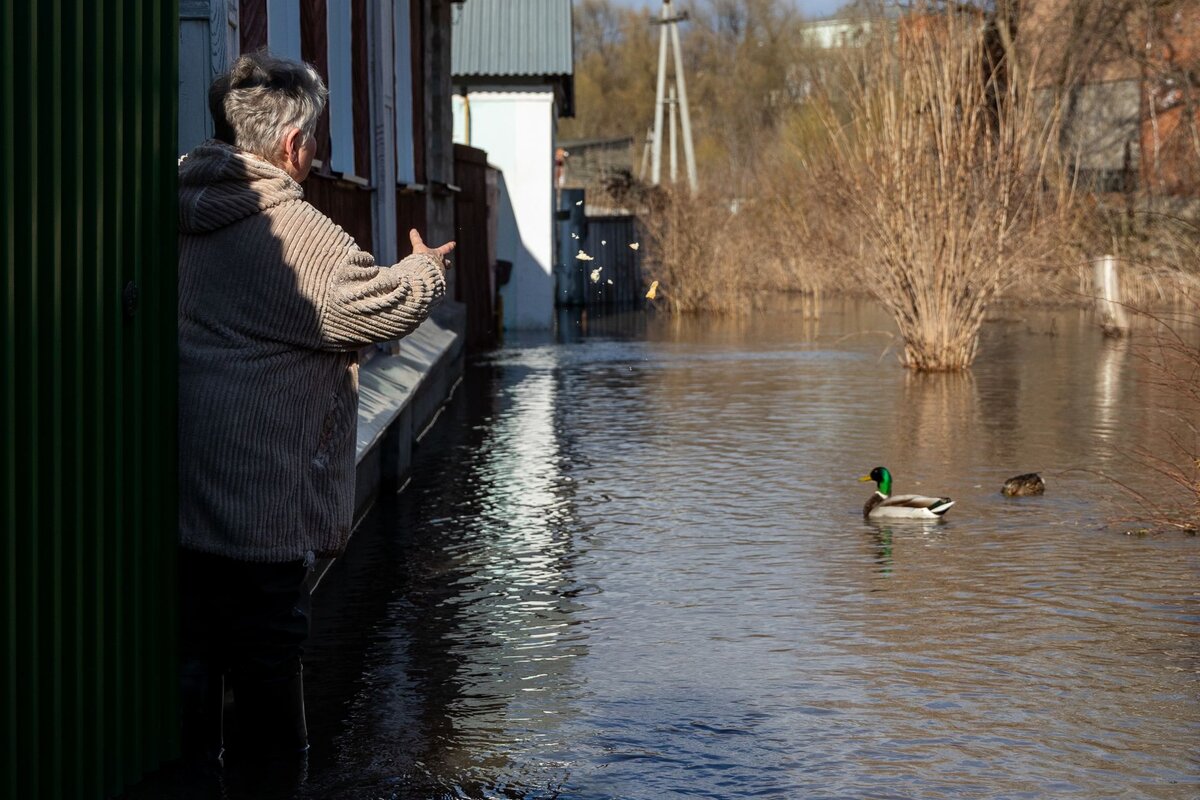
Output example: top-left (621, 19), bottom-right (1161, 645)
top-left (451, 0), bottom-right (574, 331)
top-left (798, 2), bottom-right (905, 50)
top-left (799, 16), bottom-right (873, 49)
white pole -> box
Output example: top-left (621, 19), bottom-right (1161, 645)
top-left (1107, 255), bottom-right (1129, 332)
top-left (669, 12), bottom-right (698, 193)
top-left (1093, 254), bottom-right (1129, 335)
top-left (639, 126), bottom-right (653, 182)
top-left (651, 1), bottom-right (670, 185)
top-left (669, 86), bottom-right (678, 184)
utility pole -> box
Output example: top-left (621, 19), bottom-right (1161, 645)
top-left (639, 126), bottom-right (653, 182)
top-left (668, 86), bottom-right (678, 185)
top-left (650, 1), bottom-right (698, 193)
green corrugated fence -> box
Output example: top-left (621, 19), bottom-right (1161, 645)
top-left (2, 2), bottom-right (180, 797)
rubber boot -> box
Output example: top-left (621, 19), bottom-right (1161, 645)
top-left (226, 670), bottom-right (309, 796)
top-left (230, 669), bottom-right (309, 759)
top-left (180, 658), bottom-right (225, 765)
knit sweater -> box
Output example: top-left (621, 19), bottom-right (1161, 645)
top-left (178, 141), bottom-right (445, 562)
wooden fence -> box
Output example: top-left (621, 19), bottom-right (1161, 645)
top-left (454, 144), bottom-right (497, 351)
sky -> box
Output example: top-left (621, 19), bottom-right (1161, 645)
top-left (606, 0), bottom-right (850, 20)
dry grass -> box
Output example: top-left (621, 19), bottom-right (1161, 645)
top-left (998, 199), bottom-right (1200, 311)
top-left (637, 186), bottom-right (821, 315)
top-left (639, 191), bottom-right (747, 314)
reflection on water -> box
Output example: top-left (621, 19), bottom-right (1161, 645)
top-left (296, 300), bottom-right (1197, 798)
top-left (1095, 337), bottom-right (1131, 450)
top-left (899, 370), bottom-right (980, 471)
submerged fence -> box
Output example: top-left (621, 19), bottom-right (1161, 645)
top-left (577, 215), bottom-right (644, 311)
top-left (556, 190), bottom-right (644, 311)
top-left (2, 2), bottom-right (180, 797)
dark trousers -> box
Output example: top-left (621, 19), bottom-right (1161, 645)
top-left (180, 549), bottom-right (312, 762)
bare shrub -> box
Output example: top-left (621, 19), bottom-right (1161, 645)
top-left (1124, 210), bottom-right (1200, 530)
top-left (1100, 220), bottom-right (1200, 532)
top-left (1103, 299), bottom-right (1200, 533)
top-left (637, 181), bottom-right (826, 315)
top-left (638, 189), bottom-right (753, 314)
top-left (803, 3), bottom-right (1062, 371)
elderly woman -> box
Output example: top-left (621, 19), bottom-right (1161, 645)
top-left (177, 52), bottom-right (453, 767)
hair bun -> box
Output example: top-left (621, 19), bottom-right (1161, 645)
top-left (228, 54), bottom-right (278, 91)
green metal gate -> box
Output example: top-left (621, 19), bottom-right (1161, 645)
top-left (2, 2), bottom-right (180, 797)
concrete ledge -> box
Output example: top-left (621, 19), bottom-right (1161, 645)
top-left (310, 303), bottom-right (465, 591)
top-left (355, 303), bottom-right (466, 514)
top-left (355, 313), bottom-right (460, 463)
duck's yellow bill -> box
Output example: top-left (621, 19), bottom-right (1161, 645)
top-left (858, 475), bottom-right (873, 482)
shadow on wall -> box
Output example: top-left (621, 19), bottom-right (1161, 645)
top-left (492, 169), bottom-right (552, 331)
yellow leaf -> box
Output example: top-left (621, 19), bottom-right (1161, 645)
top-left (646, 280), bottom-right (659, 300)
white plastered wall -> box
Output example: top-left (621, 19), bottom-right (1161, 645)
top-left (453, 89), bottom-right (555, 331)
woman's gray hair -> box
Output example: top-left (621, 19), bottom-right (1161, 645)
top-left (221, 52), bottom-right (328, 161)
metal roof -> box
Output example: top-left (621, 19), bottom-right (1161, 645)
top-left (451, 0), bottom-right (574, 78)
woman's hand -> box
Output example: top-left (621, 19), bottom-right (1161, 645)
top-left (409, 228), bottom-right (455, 270)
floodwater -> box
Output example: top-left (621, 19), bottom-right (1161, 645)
top-left (167, 299), bottom-right (1200, 799)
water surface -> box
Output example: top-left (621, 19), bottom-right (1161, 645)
top-left (301, 300), bottom-right (1200, 799)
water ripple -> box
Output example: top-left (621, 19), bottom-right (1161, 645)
top-left (296, 302), bottom-right (1200, 800)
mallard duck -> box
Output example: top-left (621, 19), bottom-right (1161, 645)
top-left (1002, 472), bottom-right (1045, 497)
top-left (859, 466), bottom-right (954, 519)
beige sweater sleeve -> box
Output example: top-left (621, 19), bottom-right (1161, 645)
top-left (318, 249), bottom-right (446, 349)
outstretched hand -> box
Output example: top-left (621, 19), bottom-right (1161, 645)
top-left (409, 229), bottom-right (455, 270)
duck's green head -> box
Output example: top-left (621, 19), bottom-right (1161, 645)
top-left (859, 466), bottom-right (892, 495)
